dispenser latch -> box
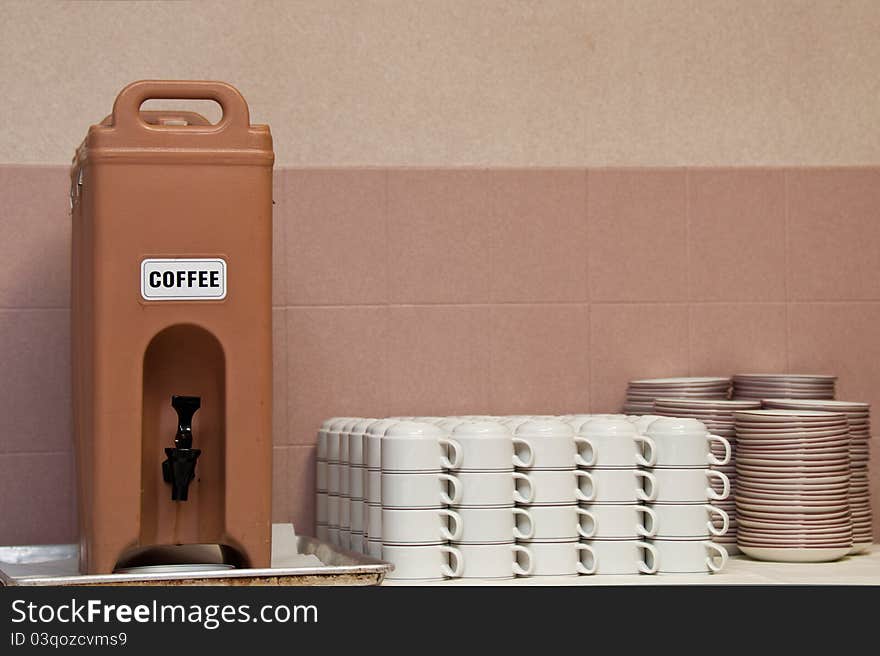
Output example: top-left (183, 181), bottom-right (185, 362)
top-left (162, 395), bottom-right (202, 501)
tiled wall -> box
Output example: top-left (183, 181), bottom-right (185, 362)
top-left (1, 165), bottom-right (879, 544)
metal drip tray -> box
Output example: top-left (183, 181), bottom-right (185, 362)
top-left (0, 535), bottom-right (391, 587)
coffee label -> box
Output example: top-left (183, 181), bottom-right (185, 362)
top-left (141, 258), bottom-right (227, 301)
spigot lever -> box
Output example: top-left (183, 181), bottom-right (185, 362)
top-left (162, 395), bottom-right (202, 501)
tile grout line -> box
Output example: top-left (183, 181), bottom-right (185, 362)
top-left (684, 169), bottom-right (693, 375)
top-left (783, 169), bottom-right (792, 373)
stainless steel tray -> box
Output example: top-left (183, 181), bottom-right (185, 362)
top-left (0, 537), bottom-right (392, 586)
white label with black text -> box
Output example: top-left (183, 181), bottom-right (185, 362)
top-left (141, 258), bottom-right (227, 301)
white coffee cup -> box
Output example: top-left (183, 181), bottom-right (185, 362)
top-left (381, 471), bottom-right (462, 508)
top-left (525, 504), bottom-right (595, 541)
top-left (366, 540), bottom-right (383, 559)
top-left (579, 503), bottom-right (656, 538)
top-left (580, 539), bottom-right (658, 575)
top-left (525, 469), bottom-right (594, 505)
top-left (338, 418), bottom-right (359, 467)
top-left (647, 503), bottom-right (729, 538)
top-left (340, 496), bottom-right (351, 531)
top-left (453, 506), bottom-right (534, 543)
top-left (647, 468), bottom-right (730, 503)
top-left (327, 494), bottom-right (340, 527)
top-left (647, 417), bottom-right (731, 468)
top-left (328, 526), bottom-right (340, 545)
top-left (382, 507), bottom-right (463, 544)
top-left (454, 470), bottom-right (534, 507)
top-left (588, 468), bottom-right (656, 503)
top-left (316, 524), bottom-right (329, 541)
top-left (383, 543), bottom-right (464, 580)
top-left (367, 503), bottom-right (382, 541)
top-left (326, 417), bottom-right (354, 463)
top-left (575, 418), bottom-right (655, 468)
top-left (453, 542), bottom-right (533, 579)
top-left (381, 422), bottom-right (462, 472)
top-left (349, 466), bottom-right (364, 501)
top-left (629, 415), bottom-right (664, 434)
top-left (350, 499), bottom-right (364, 533)
top-left (648, 538), bottom-right (728, 573)
top-left (349, 532), bottom-right (364, 553)
top-left (519, 540), bottom-right (595, 576)
top-left (316, 460), bottom-right (328, 492)
top-left (365, 419), bottom-right (398, 470)
top-left (327, 463), bottom-right (340, 496)
top-left (451, 421), bottom-right (533, 471)
top-left (316, 492), bottom-right (328, 525)
top-left (514, 419), bottom-right (592, 469)
top-left (339, 528), bottom-right (351, 549)
top-left (366, 469), bottom-right (382, 505)
top-left (339, 462), bottom-right (351, 497)
top-left (348, 418), bottom-right (376, 467)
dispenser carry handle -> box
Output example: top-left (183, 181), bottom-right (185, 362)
top-left (112, 80), bottom-right (251, 134)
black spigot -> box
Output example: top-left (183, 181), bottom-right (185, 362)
top-left (162, 395), bottom-right (202, 501)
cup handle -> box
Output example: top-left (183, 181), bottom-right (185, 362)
top-left (441, 545), bottom-right (464, 578)
top-left (705, 504), bottom-right (730, 537)
top-left (440, 508), bottom-right (463, 541)
top-left (635, 434), bottom-right (657, 467)
top-left (512, 437), bottom-right (535, 468)
top-left (513, 472), bottom-right (535, 504)
top-left (440, 438), bottom-right (462, 469)
top-left (706, 470), bottom-right (730, 501)
top-left (440, 473), bottom-right (462, 506)
top-left (635, 470), bottom-right (657, 502)
top-left (576, 508), bottom-right (596, 538)
top-left (512, 545), bottom-right (533, 577)
top-left (636, 505), bottom-right (658, 538)
top-left (707, 434), bottom-right (731, 466)
top-left (574, 437), bottom-right (595, 467)
top-left (704, 541), bottom-right (728, 573)
top-left (576, 543), bottom-right (596, 575)
top-left (512, 507), bottom-right (535, 540)
top-left (574, 470), bottom-right (595, 502)
top-left (638, 542), bottom-right (659, 574)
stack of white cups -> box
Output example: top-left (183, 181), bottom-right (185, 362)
top-left (325, 417), bottom-right (352, 546)
top-left (315, 419), bottom-right (332, 541)
top-left (346, 418), bottom-right (375, 553)
top-left (381, 422), bottom-right (466, 581)
top-left (573, 417), bottom-right (659, 574)
top-left (363, 418), bottom-right (397, 558)
top-left (449, 421), bottom-right (535, 579)
top-left (513, 418), bottom-right (596, 576)
top-left (642, 417), bottom-right (731, 573)
top-left (337, 417), bottom-right (360, 549)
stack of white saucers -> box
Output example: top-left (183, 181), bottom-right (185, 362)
top-left (762, 399), bottom-right (873, 553)
top-left (732, 409), bottom-right (853, 563)
top-left (732, 374), bottom-right (836, 400)
top-left (622, 377), bottom-right (731, 414)
top-left (652, 398), bottom-right (763, 555)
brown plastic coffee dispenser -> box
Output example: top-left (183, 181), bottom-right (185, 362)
top-left (70, 80), bottom-right (273, 574)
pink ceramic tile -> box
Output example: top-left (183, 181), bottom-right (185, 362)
top-left (689, 303), bottom-right (787, 375)
top-left (0, 310), bottom-right (71, 453)
top-left (0, 452), bottom-right (75, 545)
top-left (688, 169), bottom-right (786, 301)
top-left (387, 306), bottom-right (491, 415)
top-left (286, 307), bottom-right (388, 444)
top-left (0, 166), bottom-right (70, 308)
top-left (788, 168), bottom-right (880, 300)
top-left (272, 168), bottom-right (287, 306)
top-left (284, 169), bottom-right (388, 305)
top-left (489, 170), bottom-right (587, 302)
top-left (287, 445), bottom-right (317, 536)
top-left (271, 446), bottom-right (290, 524)
top-left (788, 303), bottom-right (880, 410)
top-left (272, 308), bottom-right (288, 446)
top-left (589, 303), bottom-right (690, 412)
top-left (388, 170), bottom-right (492, 303)
top-left (489, 304), bottom-right (590, 414)
top-left (589, 169), bottom-right (688, 301)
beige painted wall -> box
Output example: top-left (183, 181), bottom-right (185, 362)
top-left (2, 0), bottom-right (879, 166)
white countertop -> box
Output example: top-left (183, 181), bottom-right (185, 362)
top-left (383, 545), bottom-right (880, 586)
